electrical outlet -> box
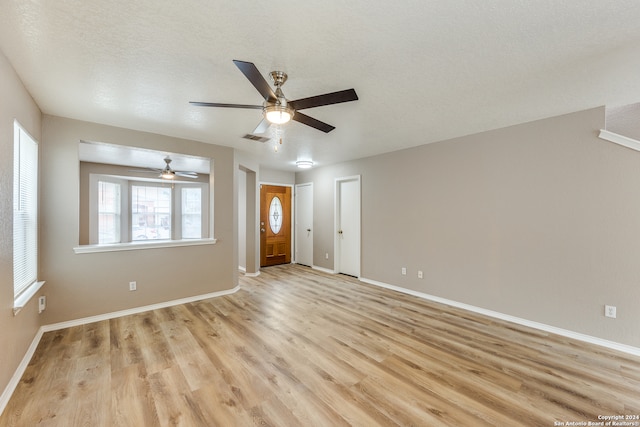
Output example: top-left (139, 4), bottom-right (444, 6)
top-left (38, 296), bottom-right (46, 313)
top-left (325, 253), bottom-right (329, 260)
top-left (401, 267), bottom-right (407, 276)
top-left (418, 270), bottom-right (423, 279)
top-left (605, 305), bottom-right (616, 318)
top-left (129, 281), bottom-right (137, 291)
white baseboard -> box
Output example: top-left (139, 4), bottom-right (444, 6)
top-left (42, 286), bottom-right (240, 333)
top-left (0, 328), bottom-right (44, 416)
top-left (312, 265), bottom-right (336, 275)
top-left (360, 277), bottom-right (640, 357)
top-left (0, 285), bottom-right (240, 416)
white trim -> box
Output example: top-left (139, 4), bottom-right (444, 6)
top-left (598, 129), bottom-right (640, 152)
top-left (312, 265), bottom-right (336, 275)
top-left (0, 328), bottom-right (44, 416)
top-left (259, 181), bottom-right (294, 188)
top-left (42, 285), bottom-right (240, 332)
top-left (243, 271), bottom-right (261, 277)
top-left (13, 281), bottom-right (46, 315)
top-left (73, 237), bottom-right (216, 254)
top-left (360, 277), bottom-right (640, 357)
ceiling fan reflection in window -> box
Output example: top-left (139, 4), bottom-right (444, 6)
top-left (190, 60), bottom-right (359, 135)
top-left (130, 157), bottom-right (198, 180)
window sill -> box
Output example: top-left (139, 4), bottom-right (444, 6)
top-left (73, 238), bottom-right (217, 254)
top-left (13, 281), bottom-right (46, 316)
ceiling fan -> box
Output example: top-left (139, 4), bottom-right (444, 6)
top-left (190, 60), bottom-right (359, 134)
top-left (131, 157), bottom-right (198, 180)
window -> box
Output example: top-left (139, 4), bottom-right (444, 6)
top-left (87, 173), bottom-right (208, 245)
top-left (13, 121), bottom-right (39, 300)
top-left (132, 184), bottom-right (172, 241)
top-left (98, 180), bottom-right (121, 243)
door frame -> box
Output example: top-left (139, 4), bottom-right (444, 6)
top-left (239, 166), bottom-right (259, 276)
top-left (334, 175), bottom-right (361, 277)
top-left (260, 182), bottom-right (294, 267)
top-left (294, 182), bottom-right (313, 267)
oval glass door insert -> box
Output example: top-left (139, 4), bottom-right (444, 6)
top-left (269, 196), bottom-right (283, 234)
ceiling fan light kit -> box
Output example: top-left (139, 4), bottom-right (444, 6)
top-left (264, 104), bottom-right (294, 124)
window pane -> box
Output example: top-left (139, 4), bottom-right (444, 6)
top-left (182, 187), bottom-right (202, 239)
top-left (269, 196), bottom-right (283, 234)
top-left (98, 181), bottom-right (121, 244)
top-left (132, 185), bottom-right (172, 240)
top-left (13, 123), bottom-right (38, 297)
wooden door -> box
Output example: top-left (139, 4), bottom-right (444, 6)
top-left (260, 185), bottom-right (291, 267)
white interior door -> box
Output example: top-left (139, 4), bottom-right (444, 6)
top-left (295, 183), bottom-right (313, 267)
top-left (337, 177), bottom-right (360, 277)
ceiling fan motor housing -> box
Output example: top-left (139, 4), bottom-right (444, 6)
top-left (265, 74), bottom-right (294, 124)
top-left (269, 70), bottom-right (288, 87)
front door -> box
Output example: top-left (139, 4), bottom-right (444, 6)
top-left (260, 185), bottom-right (291, 267)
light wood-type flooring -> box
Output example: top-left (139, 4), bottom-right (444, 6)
top-left (2, 264), bottom-right (640, 426)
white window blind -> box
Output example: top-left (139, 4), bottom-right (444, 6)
top-left (13, 121), bottom-right (39, 299)
top-left (182, 187), bottom-right (202, 239)
top-left (98, 180), bottom-right (121, 243)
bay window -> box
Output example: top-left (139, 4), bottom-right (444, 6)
top-left (87, 173), bottom-right (209, 246)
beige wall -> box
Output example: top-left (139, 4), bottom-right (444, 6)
top-left (39, 116), bottom-right (237, 324)
top-left (0, 52), bottom-right (43, 400)
top-left (297, 107), bottom-right (640, 348)
top-left (260, 167), bottom-right (295, 185)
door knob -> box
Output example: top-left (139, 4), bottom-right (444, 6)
top-left (261, 228), bottom-right (265, 232)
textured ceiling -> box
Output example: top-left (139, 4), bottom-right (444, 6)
top-left (2, 1), bottom-right (640, 171)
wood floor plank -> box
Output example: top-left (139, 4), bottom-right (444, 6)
top-left (1, 264), bottom-right (640, 426)
top-left (111, 363), bottom-right (159, 426)
top-left (147, 365), bottom-right (208, 427)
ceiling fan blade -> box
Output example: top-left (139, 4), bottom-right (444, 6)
top-left (292, 112), bottom-right (336, 133)
top-left (252, 118), bottom-right (271, 134)
top-left (288, 89), bottom-right (358, 111)
top-left (175, 171), bottom-right (198, 178)
top-left (232, 60), bottom-right (277, 102)
top-left (128, 168), bottom-right (162, 174)
top-left (189, 101), bottom-right (262, 109)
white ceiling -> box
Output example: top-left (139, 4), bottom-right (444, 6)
top-left (3, 1), bottom-right (640, 172)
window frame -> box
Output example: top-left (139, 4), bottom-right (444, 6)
top-left (13, 120), bottom-right (45, 313)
